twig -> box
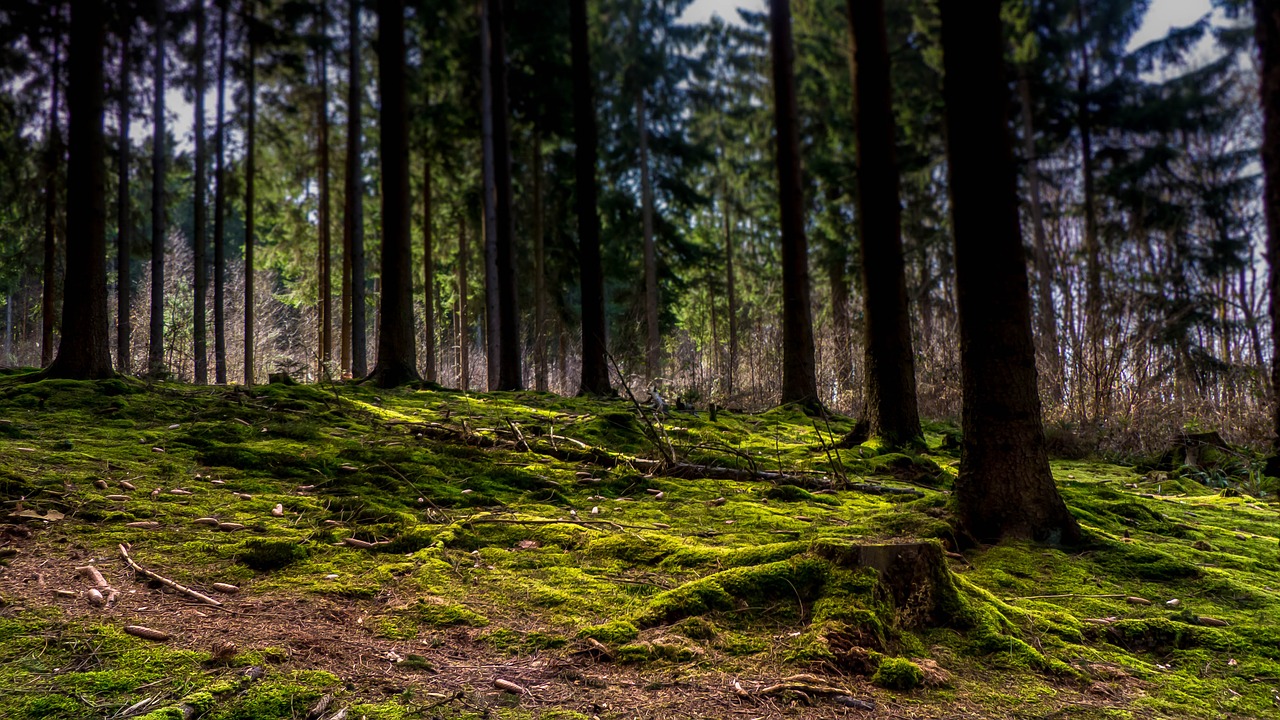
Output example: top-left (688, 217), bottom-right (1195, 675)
top-left (1010, 593), bottom-right (1127, 601)
top-left (505, 419), bottom-right (530, 452)
top-left (119, 543), bottom-right (222, 606)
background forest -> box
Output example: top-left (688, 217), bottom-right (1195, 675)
top-left (0, 0), bottom-right (1269, 455)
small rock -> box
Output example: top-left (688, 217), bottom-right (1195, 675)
top-left (590, 506), bottom-right (599, 515)
top-left (87, 588), bottom-right (105, 606)
top-left (271, 503), bottom-right (284, 517)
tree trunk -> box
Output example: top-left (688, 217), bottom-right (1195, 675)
top-left (345, 0), bottom-right (366, 378)
top-left (244, 0), bottom-right (256, 386)
top-left (479, 0), bottom-right (500, 390)
top-left (847, 0), bottom-right (921, 446)
top-left (42, 35), bottom-right (61, 369)
top-left (1257, 0), bottom-right (1280, 452)
top-left (533, 132), bottom-right (547, 392)
top-left (317, 1), bottom-right (332, 373)
top-left (723, 192), bottom-right (737, 396)
top-left (117, 16), bottom-right (133, 374)
top-left (458, 213), bottom-right (469, 391)
top-left (212, 0), bottom-right (227, 383)
top-left (486, 0), bottom-right (521, 390)
top-left (939, 0), bottom-right (1081, 545)
top-left (1017, 67), bottom-right (1061, 386)
top-left (423, 156), bottom-right (436, 383)
top-left (193, 0), bottom-right (208, 384)
top-left (46, 0), bottom-right (113, 379)
top-left (1076, 1), bottom-right (1104, 422)
top-left (769, 0), bottom-right (818, 409)
top-left (367, 0), bottom-right (419, 387)
top-left (570, 0), bottom-right (611, 395)
top-left (148, 0), bottom-right (167, 378)
top-left (638, 91), bottom-right (659, 383)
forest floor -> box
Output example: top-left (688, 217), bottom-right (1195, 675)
top-left (0, 373), bottom-right (1278, 719)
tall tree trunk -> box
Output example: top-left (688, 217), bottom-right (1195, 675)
top-left (638, 91), bottom-right (659, 383)
top-left (1076, 1), bottom-right (1104, 421)
top-left (847, 0), bottom-right (921, 445)
top-left (458, 213), bottom-right (469, 391)
top-left (1257, 0), bottom-right (1280, 453)
top-left (117, 16), bottom-right (133, 374)
top-left (479, 0), bottom-right (500, 389)
top-left (939, 0), bottom-right (1080, 545)
top-left (487, 0), bottom-right (521, 390)
top-left (244, 0), bottom-right (256, 386)
top-left (723, 192), bottom-right (737, 396)
top-left (826, 245), bottom-right (852, 398)
top-left (1017, 67), bottom-right (1061, 385)
top-left (423, 156), bottom-right (436, 382)
top-left (769, 0), bottom-right (818, 409)
top-left (46, 0), bottom-right (113, 379)
top-left (345, 0), bottom-right (366, 378)
top-left (368, 0), bottom-right (419, 387)
top-left (212, 0), bottom-right (227, 383)
top-left (193, 0), bottom-right (208, 384)
top-left (42, 33), bottom-right (61, 369)
top-left (570, 0), bottom-right (611, 395)
top-left (148, 0), bottom-right (167, 377)
top-left (317, 2), bottom-right (332, 372)
top-left (533, 132), bottom-right (547, 392)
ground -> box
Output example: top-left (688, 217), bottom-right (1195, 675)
top-left (0, 373), bottom-right (1278, 719)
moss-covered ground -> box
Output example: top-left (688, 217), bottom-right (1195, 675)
top-left (1, 373), bottom-right (1278, 718)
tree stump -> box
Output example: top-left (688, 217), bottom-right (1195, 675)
top-left (814, 541), bottom-right (961, 628)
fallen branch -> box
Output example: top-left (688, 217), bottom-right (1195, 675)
top-left (1010, 593), bottom-right (1127, 601)
top-left (119, 543), bottom-right (222, 606)
top-left (76, 565), bottom-right (118, 607)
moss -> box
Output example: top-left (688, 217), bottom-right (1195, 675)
top-left (872, 657), bottom-right (925, 690)
top-left (235, 538), bottom-right (309, 571)
top-left (579, 620), bottom-right (639, 645)
top-left (764, 485), bottom-right (839, 505)
top-left (408, 599), bottom-right (488, 627)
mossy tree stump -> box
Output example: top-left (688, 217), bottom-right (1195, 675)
top-left (814, 541), bottom-right (961, 628)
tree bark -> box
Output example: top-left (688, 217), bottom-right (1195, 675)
top-left (423, 156), bottom-right (436, 382)
top-left (42, 32), bottom-right (61, 369)
top-left (1017, 67), bottom-right (1061, 386)
top-left (769, 0), bottom-right (818, 409)
top-left (317, 1), bottom-right (332, 372)
top-left (570, 0), bottom-right (612, 395)
top-left (458, 213), bottom-right (469, 391)
top-left (939, 0), bottom-right (1081, 545)
top-left (487, 0), bottom-right (521, 390)
top-left (244, 0), bottom-right (256, 386)
top-left (212, 0), bottom-right (227, 383)
top-left (479, 0), bottom-right (500, 390)
top-left (1076, 1), bottom-right (1104, 421)
top-left (193, 0), bottom-right (208, 384)
top-left (638, 91), bottom-right (659, 383)
top-left (367, 0), bottom-right (419, 387)
top-left (345, 0), bottom-right (366, 378)
top-left (723, 192), bottom-right (737, 396)
top-left (533, 132), bottom-right (547, 392)
top-left (46, 0), bottom-right (113, 379)
top-left (148, 0), bottom-right (167, 378)
top-left (1257, 0), bottom-right (1280, 451)
top-left (117, 15), bottom-right (133, 374)
top-left (847, 0), bottom-right (921, 446)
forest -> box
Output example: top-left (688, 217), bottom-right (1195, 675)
top-left (1, 0), bottom-right (1280, 718)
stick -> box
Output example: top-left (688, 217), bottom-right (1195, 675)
top-left (1010, 593), bottom-right (1127, 601)
top-left (119, 543), bottom-right (222, 606)
top-left (76, 565), bottom-right (119, 606)
top-left (504, 419), bottom-right (530, 452)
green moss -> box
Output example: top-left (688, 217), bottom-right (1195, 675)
top-left (872, 657), bottom-right (925, 690)
top-left (235, 538), bottom-right (309, 571)
top-left (579, 620), bottom-right (639, 645)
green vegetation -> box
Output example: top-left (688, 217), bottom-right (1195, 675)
top-left (1, 379), bottom-right (1278, 718)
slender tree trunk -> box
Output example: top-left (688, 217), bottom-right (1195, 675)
top-left (368, 0), bottom-right (419, 387)
top-left (638, 91), bottom-right (659, 382)
top-left (487, 0), bottom-right (521, 390)
top-left (46, 0), bottom-right (113, 379)
top-left (1256, 0), bottom-right (1280, 452)
top-left (479, 0), bottom-right (500, 389)
top-left (212, 0), bottom-right (227, 383)
top-left (42, 37), bottom-right (61, 369)
top-left (847, 0), bottom-right (921, 445)
top-left (533, 132), bottom-right (547, 392)
top-left (149, 0), bottom-right (167, 377)
top-left (769, 0), bottom-right (818, 409)
top-left (458, 213), bottom-right (469, 392)
top-left (244, 0), bottom-right (256, 386)
top-left (117, 17), bottom-right (133, 374)
top-left (723, 192), bottom-right (737, 396)
top-left (345, 0), bottom-right (366, 378)
top-left (193, 0), bottom-right (208, 384)
top-left (317, 3), bottom-right (332, 372)
top-left (423, 156), bottom-right (436, 382)
top-left (570, 0), bottom-right (611, 395)
top-left (1076, 1), bottom-right (1104, 421)
top-left (1017, 67), bottom-right (1061, 385)
top-left (827, 247), bottom-right (852, 398)
top-left (939, 0), bottom-right (1080, 545)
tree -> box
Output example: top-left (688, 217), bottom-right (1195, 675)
top-left (939, 0), bottom-right (1081, 544)
top-left (45, 0), bottom-right (113, 379)
top-left (148, 0), bottom-right (167, 377)
top-left (244, 0), bottom-right (257, 385)
top-left (212, 0), bottom-right (227, 383)
top-left (367, 0), bottom-right (419, 387)
top-left (117, 8), bottom-right (134, 374)
top-left (316, 0), bottom-right (332, 373)
top-left (487, 0), bottom-right (520, 391)
top-left (345, 0), bottom-right (366, 378)
top-left (1257, 0), bottom-right (1280, 451)
top-left (41, 11), bottom-right (61, 369)
top-left (769, 0), bottom-right (818, 408)
top-left (422, 156), bottom-right (436, 383)
top-left (193, 0), bottom-right (209, 384)
top-left (846, 0), bottom-right (921, 446)
top-left (570, 0), bottom-right (611, 395)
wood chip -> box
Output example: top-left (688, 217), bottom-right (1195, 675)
top-left (104, 495), bottom-right (130, 501)
top-left (709, 497), bottom-right (726, 506)
top-left (1198, 616), bottom-right (1229, 627)
top-left (93, 479), bottom-right (109, 489)
top-left (151, 447), bottom-right (165, 453)
top-left (1125, 596), bottom-right (1151, 606)
top-left (169, 489), bottom-right (192, 496)
top-left (271, 504), bottom-right (284, 517)
top-left (125, 521), bottom-right (161, 529)
top-left (167, 424), bottom-right (181, 430)
top-left (234, 493), bottom-right (252, 500)
top-left (119, 480), bottom-right (136, 491)
top-left (210, 479), bottom-right (226, 485)
top-left (493, 678), bottom-right (526, 695)
top-left (645, 488), bottom-right (662, 495)
top-left (53, 589), bottom-right (77, 598)
top-left (211, 582), bottom-right (240, 594)
top-left (193, 517), bottom-right (220, 526)
top-left (216, 522), bottom-right (246, 531)
top-left (124, 625), bottom-right (170, 641)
